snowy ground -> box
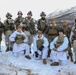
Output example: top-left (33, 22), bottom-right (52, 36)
top-left (0, 33), bottom-right (76, 75)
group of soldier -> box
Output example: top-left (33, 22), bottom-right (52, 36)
top-left (0, 10), bottom-right (76, 66)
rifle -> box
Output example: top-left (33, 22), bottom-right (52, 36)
top-left (68, 41), bottom-right (73, 62)
top-left (16, 18), bottom-right (21, 24)
top-left (68, 19), bottom-right (76, 62)
top-left (0, 31), bottom-right (2, 52)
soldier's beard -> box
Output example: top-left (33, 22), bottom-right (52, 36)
top-left (41, 18), bottom-right (45, 20)
top-left (27, 17), bottom-right (31, 19)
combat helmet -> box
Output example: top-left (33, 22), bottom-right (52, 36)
top-left (17, 11), bottom-right (23, 15)
top-left (27, 11), bottom-right (32, 16)
top-left (40, 11), bottom-right (46, 16)
top-left (6, 12), bottom-right (12, 17)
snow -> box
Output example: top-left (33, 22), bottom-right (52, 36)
top-left (0, 51), bottom-right (76, 75)
top-left (47, 6), bottom-right (76, 19)
top-left (0, 33), bottom-right (76, 75)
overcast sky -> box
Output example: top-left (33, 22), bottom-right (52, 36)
top-left (0, 0), bottom-right (76, 21)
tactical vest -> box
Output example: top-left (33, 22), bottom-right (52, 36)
top-left (55, 36), bottom-right (68, 51)
top-left (0, 22), bottom-right (4, 31)
top-left (22, 18), bottom-right (28, 28)
top-left (64, 26), bottom-right (68, 34)
top-left (48, 25), bottom-right (59, 35)
top-left (4, 19), bottom-right (15, 31)
top-left (63, 26), bottom-right (70, 38)
top-left (55, 36), bottom-right (64, 48)
top-left (38, 19), bottom-right (47, 31)
top-left (15, 34), bottom-right (26, 44)
top-left (72, 29), bottom-right (76, 40)
top-left (24, 17), bottom-right (35, 26)
top-left (24, 17), bottom-right (36, 34)
top-left (0, 22), bottom-right (4, 41)
top-left (15, 17), bottom-right (24, 27)
top-left (36, 38), bottom-right (44, 49)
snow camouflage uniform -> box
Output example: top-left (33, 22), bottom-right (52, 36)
top-left (22, 17), bottom-right (36, 45)
top-left (33, 31), bottom-right (49, 64)
top-left (4, 13), bottom-right (15, 51)
top-left (0, 21), bottom-right (5, 52)
top-left (50, 34), bottom-right (69, 66)
top-left (70, 23), bottom-right (76, 63)
top-left (9, 30), bottom-right (31, 59)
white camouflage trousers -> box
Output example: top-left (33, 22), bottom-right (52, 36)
top-left (13, 43), bottom-right (30, 57)
top-left (34, 47), bottom-right (48, 59)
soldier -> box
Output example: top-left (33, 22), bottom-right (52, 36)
top-left (22, 11), bottom-right (37, 45)
top-left (50, 28), bottom-right (69, 66)
top-left (62, 21), bottom-right (71, 39)
top-left (37, 11), bottom-right (47, 34)
top-left (45, 18), bottom-right (60, 42)
top-left (14, 11), bottom-right (24, 28)
top-left (4, 12), bottom-right (15, 51)
top-left (9, 25), bottom-right (31, 59)
top-left (45, 18), bottom-right (60, 57)
top-left (0, 18), bottom-right (5, 52)
top-left (33, 30), bottom-right (49, 64)
top-left (62, 21), bottom-right (73, 61)
top-left (70, 19), bottom-right (76, 64)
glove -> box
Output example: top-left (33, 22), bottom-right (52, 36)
top-left (39, 45), bottom-right (44, 51)
top-left (53, 48), bottom-right (57, 51)
top-left (35, 51), bottom-right (39, 57)
top-left (12, 41), bottom-right (15, 43)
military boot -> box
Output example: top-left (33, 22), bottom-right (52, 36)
top-left (67, 56), bottom-right (69, 60)
top-left (24, 50), bottom-right (26, 54)
top-left (43, 59), bottom-right (47, 64)
top-left (47, 49), bottom-right (51, 57)
top-left (10, 47), bottom-right (13, 51)
top-left (51, 62), bottom-right (59, 66)
top-left (74, 61), bottom-right (76, 64)
top-left (25, 55), bottom-right (31, 60)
